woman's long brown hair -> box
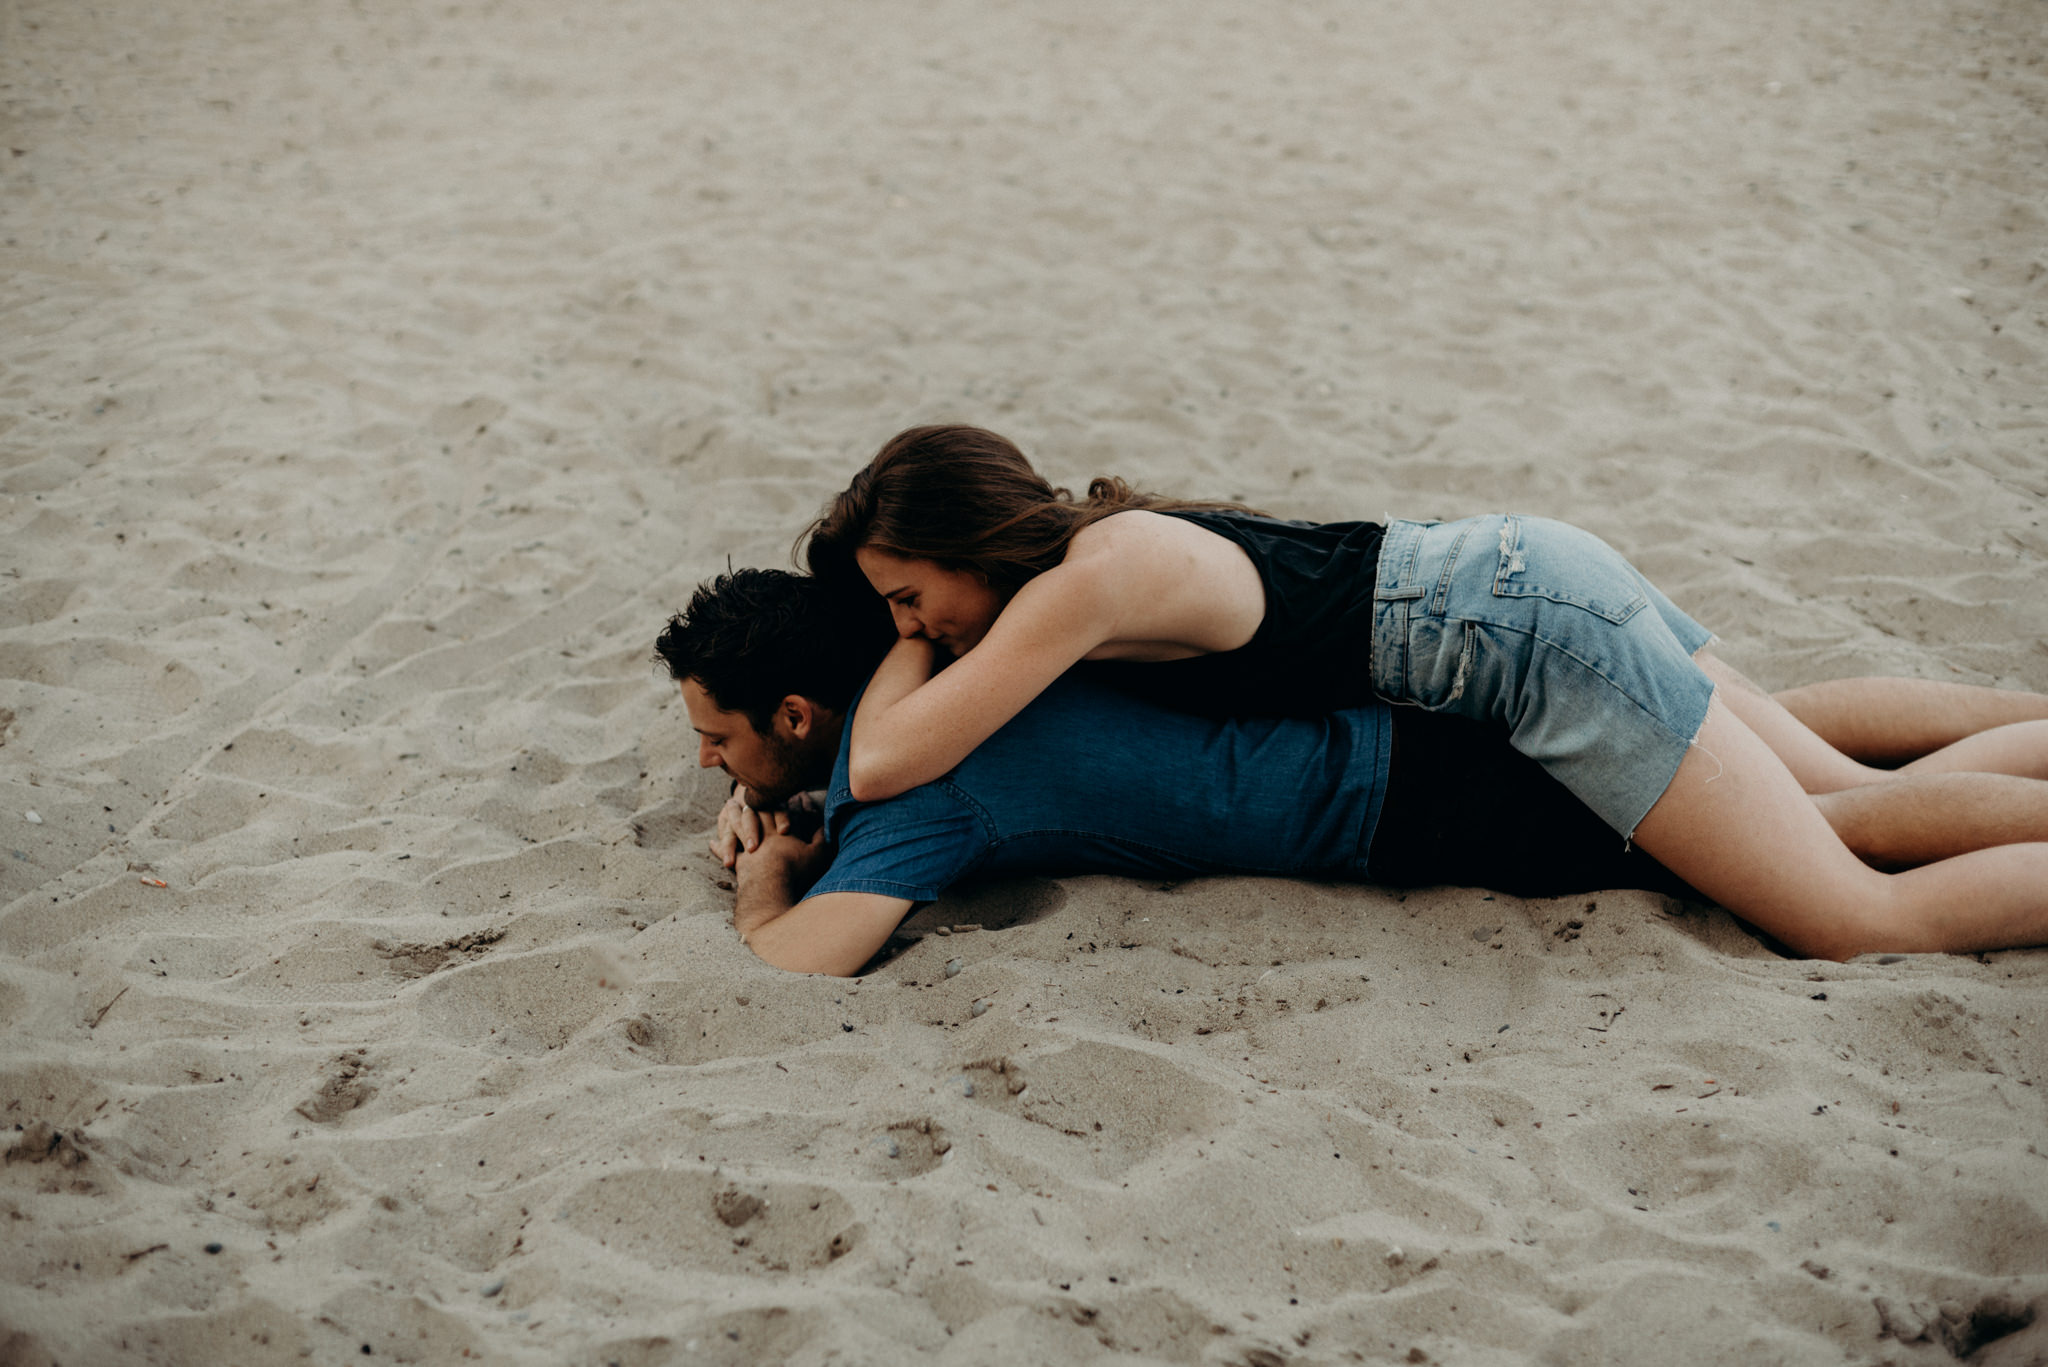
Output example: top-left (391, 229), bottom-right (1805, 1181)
top-left (802, 425), bottom-right (1253, 599)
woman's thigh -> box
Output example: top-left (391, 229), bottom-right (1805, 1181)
top-left (1631, 697), bottom-right (1885, 949)
top-left (1696, 651), bottom-right (1884, 793)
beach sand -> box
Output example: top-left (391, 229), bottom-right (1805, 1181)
top-left (3, 0), bottom-right (2045, 1361)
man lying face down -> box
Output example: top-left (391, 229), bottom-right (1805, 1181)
top-left (654, 568), bottom-right (1704, 977)
top-left (656, 570), bottom-right (2047, 974)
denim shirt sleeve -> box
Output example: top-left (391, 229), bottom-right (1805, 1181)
top-left (805, 782), bottom-right (988, 903)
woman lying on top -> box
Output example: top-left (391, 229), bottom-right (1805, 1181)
top-left (801, 424), bottom-right (2048, 958)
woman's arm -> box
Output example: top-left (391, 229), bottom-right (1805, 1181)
top-left (847, 556), bottom-right (1119, 800)
top-left (846, 512), bottom-right (1265, 801)
top-left (860, 635), bottom-right (942, 722)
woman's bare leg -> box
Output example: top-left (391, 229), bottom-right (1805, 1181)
top-left (1774, 677), bottom-right (2048, 764)
top-left (1892, 722), bottom-right (2048, 782)
top-left (1701, 652), bottom-right (2048, 787)
top-left (1630, 697), bottom-right (2048, 958)
top-left (1697, 652), bottom-right (1887, 792)
top-left (1815, 773), bottom-right (2048, 868)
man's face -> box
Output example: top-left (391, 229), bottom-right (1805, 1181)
top-left (680, 679), bottom-right (820, 806)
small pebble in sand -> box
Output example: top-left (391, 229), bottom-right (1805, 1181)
top-left (204, 1242), bottom-right (223, 1254)
top-left (970, 1000), bottom-right (988, 1017)
top-left (944, 959), bottom-right (963, 978)
top-left (23, 811), bottom-right (40, 824)
top-left (481, 1279), bottom-right (505, 1297)
top-left (884, 1138), bottom-right (900, 1159)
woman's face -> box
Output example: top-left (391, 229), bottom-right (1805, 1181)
top-left (855, 547), bottom-right (1003, 655)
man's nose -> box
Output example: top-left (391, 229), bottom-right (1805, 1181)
top-left (697, 738), bottom-right (721, 769)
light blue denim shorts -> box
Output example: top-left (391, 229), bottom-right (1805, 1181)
top-left (1370, 514), bottom-right (1716, 838)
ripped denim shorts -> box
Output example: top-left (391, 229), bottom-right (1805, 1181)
top-left (1370, 514), bottom-right (1716, 838)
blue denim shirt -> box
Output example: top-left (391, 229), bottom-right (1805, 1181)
top-left (808, 671), bottom-right (1392, 903)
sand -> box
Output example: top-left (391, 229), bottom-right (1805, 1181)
top-left (3, 0), bottom-right (2045, 1362)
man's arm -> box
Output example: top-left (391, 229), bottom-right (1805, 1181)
top-left (721, 803), bottom-right (914, 976)
top-left (742, 886), bottom-right (916, 976)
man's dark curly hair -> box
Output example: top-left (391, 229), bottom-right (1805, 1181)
top-left (655, 568), bottom-right (892, 729)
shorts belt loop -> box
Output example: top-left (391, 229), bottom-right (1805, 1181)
top-left (1427, 520), bottom-right (1474, 616)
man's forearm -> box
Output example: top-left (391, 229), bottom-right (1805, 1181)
top-left (731, 826), bottom-right (832, 947)
top-left (728, 847), bottom-right (913, 977)
top-left (733, 860), bottom-right (805, 943)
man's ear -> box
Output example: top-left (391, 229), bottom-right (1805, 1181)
top-left (777, 694), bottom-right (819, 739)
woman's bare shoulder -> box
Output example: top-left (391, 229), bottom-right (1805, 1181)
top-left (1067, 507), bottom-right (1242, 565)
top-left (1061, 508), bottom-right (1265, 651)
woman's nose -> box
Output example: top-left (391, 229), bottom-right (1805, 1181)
top-left (890, 603), bottom-right (921, 637)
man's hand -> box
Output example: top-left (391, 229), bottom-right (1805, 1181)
top-left (731, 806), bottom-right (836, 950)
top-left (713, 802), bottom-right (914, 976)
top-left (712, 788), bottom-right (765, 869)
top-left (713, 789), bottom-right (824, 869)
top-left (737, 809), bottom-right (834, 892)
top-left (706, 791), bottom-right (912, 977)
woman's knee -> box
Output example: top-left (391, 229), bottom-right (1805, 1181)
top-left (1772, 898), bottom-right (1907, 961)
top-left (1811, 791), bottom-right (1892, 869)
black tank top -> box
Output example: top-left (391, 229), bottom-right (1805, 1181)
top-left (1079, 508), bottom-right (1386, 718)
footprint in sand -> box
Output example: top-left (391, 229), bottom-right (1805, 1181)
top-left (372, 927), bottom-right (506, 979)
top-left (294, 1049), bottom-right (376, 1123)
top-left (561, 1168), bottom-right (859, 1276)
